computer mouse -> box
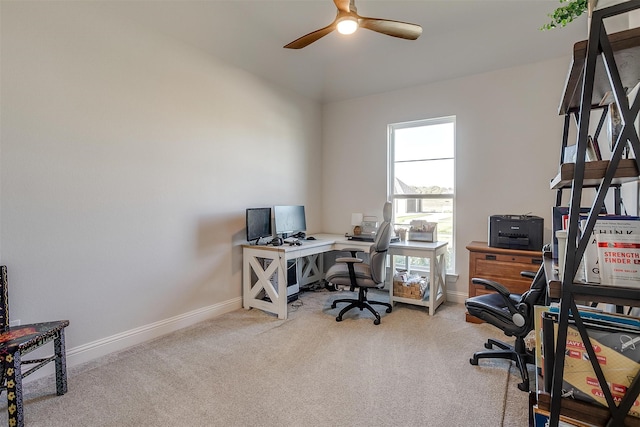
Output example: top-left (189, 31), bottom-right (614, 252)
top-left (307, 236), bottom-right (316, 240)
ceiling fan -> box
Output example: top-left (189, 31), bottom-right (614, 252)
top-left (284, 0), bottom-right (422, 49)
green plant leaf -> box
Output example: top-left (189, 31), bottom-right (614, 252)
top-left (541, 0), bottom-right (588, 30)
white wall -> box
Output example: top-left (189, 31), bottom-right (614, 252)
top-left (322, 57), bottom-right (571, 301)
top-left (0, 0), bottom-right (609, 372)
top-left (1, 2), bottom-right (321, 366)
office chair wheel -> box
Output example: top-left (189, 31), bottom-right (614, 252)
top-left (484, 342), bottom-right (493, 350)
top-left (373, 318), bottom-right (380, 325)
top-left (336, 315), bottom-right (343, 322)
top-left (469, 357), bottom-right (478, 366)
top-left (517, 381), bottom-right (529, 392)
top-left (385, 307), bottom-right (392, 313)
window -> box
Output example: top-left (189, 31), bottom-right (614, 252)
top-left (388, 116), bottom-right (456, 273)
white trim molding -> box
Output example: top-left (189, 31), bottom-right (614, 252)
top-left (26, 297), bottom-right (242, 383)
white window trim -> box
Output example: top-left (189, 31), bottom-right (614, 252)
top-left (388, 116), bottom-right (456, 273)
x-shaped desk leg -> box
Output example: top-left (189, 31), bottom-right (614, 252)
top-left (247, 256), bottom-right (279, 302)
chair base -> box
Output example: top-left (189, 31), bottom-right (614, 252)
top-left (331, 287), bottom-right (392, 325)
top-left (469, 337), bottom-right (533, 392)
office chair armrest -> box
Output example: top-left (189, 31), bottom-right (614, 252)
top-left (471, 278), bottom-right (511, 296)
top-left (335, 257), bottom-right (363, 264)
top-left (335, 255), bottom-right (363, 292)
top-left (471, 277), bottom-right (523, 321)
top-left (520, 271), bottom-right (536, 279)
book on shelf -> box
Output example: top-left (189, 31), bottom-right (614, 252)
top-left (534, 305), bottom-right (558, 393)
top-left (581, 216), bottom-right (640, 284)
top-left (535, 305), bottom-right (549, 373)
top-left (553, 207), bottom-right (589, 260)
top-left (532, 405), bottom-right (599, 427)
top-left (561, 136), bottom-right (601, 165)
top-left (596, 232), bottom-right (640, 288)
top-left (552, 207), bottom-right (605, 283)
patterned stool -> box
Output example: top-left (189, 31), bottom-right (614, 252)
top-left (0, 267), bottom-right (69, 427)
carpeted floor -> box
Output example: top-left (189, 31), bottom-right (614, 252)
top-left (0, 288), bottom-right (532, 426)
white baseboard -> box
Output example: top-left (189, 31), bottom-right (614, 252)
top-left (25, 297), bottom-right (242, 383)
top-left (446, 290), bottom-right (468, 304)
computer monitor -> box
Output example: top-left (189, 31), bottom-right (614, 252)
top-left (246, 207), bottom-right (272, 243)
top-left (274, 205), bottom-right (306, 238)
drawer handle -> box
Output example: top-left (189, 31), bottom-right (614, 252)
top-left (485, 255), bottom-right (496, 260)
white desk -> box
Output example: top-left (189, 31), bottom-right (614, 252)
top-left (388, 240), bottom-right (448, 316)
top-left (242, 234), bottom-right (447, 319)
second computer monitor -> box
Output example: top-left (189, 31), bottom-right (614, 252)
top-left (274, 205), bottom-right (306, 238)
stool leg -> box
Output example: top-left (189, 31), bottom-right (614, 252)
top-left (5, 350), bottom-right (24, 427)
top-left (54, 329), bottom-right (67, 395)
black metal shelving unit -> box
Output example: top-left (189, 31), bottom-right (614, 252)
top-left (547, 2), bottom-right (640, 426)
top-left (554, 104), bottom-right (626, 214)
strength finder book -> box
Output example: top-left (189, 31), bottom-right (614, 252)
top-left (581, 216), bottom-right (640, 284)
top-left (596, 233), bottom-right (640, 288)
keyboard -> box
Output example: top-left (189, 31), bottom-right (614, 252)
top-left (348, 236), bottom-right (401, 243)
top-left (348, 235), bottom-right (375, 242)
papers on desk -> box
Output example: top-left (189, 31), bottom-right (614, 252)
top-left (283, 238), bottom-right (302, 246)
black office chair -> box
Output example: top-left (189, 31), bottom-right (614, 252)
top-left (465, 264), bottom-right (547, 391)
top-left (325, 201), bottom-right (393, 325)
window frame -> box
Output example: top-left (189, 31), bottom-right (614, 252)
top-left (387, 116), bottom-right (456, 274)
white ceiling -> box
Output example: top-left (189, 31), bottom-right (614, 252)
top-left (101, 0), bottom-right (590, 103)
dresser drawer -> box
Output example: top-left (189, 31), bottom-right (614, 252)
top-left (478, 253), bottom-right (542, 265)
top-left (472, 279), bottom-right (531, 296)
top-left (474, 259), bottom-right (540, 278)
top-left (466, 241), bottom-right (543, 323)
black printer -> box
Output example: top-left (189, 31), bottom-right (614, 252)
top-left (489, 214), bottom-right (544, 251)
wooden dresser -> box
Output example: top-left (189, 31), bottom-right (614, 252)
top-left (466, 241), bottom-right (543, 323)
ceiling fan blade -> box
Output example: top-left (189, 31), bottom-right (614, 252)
top-left (334, 0), bottom-right (351, 13)
top-left (284, 24), bottom-right (336, 49)
top-left (358, 17), bottom-right (422, 40)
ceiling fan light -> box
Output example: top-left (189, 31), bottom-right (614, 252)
top-left (336, 17), bottom-right (358, 35)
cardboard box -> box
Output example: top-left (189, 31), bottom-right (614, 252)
top-left (545, 310), bottom-right (640, 417)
